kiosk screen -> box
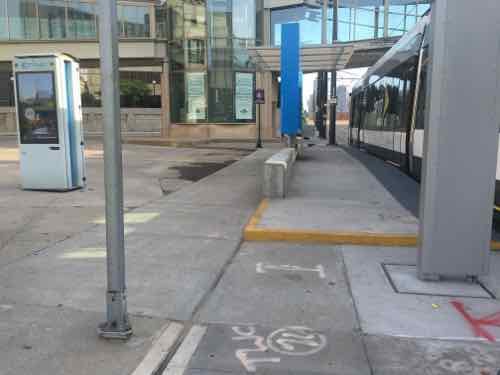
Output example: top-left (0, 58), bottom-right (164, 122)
top-left (16, 72), bottom-right (59, 144)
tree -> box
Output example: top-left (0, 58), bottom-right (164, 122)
top-left (120, 80), bottom-right (151, 107)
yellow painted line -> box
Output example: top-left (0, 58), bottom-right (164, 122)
top-left (245, 199), bottom-right (500, 251)
top-left (246, 198), bottom-right (269, 228)
top-left (244, 227), bottom-right (418, 246)
top-left (245, 227), bottom-right (500, 250)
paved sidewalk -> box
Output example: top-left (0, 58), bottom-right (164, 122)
top-left (254, 145), bottom-right (419, 234)
top-left (2, 140), bottom-right (500, 375)
top-left (246, 145), bottom-right (500, 249)
top-left (160, 144), bottom-right (500, 375)
top-left (0, 144), bottom-right (274, 375)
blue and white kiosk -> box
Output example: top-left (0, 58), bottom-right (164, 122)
top-left (13, 53), bottom-right (86, 191)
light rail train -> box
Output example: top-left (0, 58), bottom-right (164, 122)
top-left (348, 11), bottom-right (500, 215)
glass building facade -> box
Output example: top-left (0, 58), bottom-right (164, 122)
top-left (0, 0), bottom-right (430, 127)
top-left (271, 0), bottom-right (430, 46)
top-left (0, 0), bottom-right (164, 109)
top-left (0, 0), bottom-right (155, 40)
top-left (167, 0), bottom-right (261, 124)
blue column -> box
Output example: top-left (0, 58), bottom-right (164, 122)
top-left (280, 23), bottom-right (301, 136)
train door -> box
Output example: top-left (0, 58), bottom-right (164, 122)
top-left (394, 66), bottom-right (413, 169)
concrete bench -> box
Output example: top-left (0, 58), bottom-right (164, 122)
top-left (263, 148), bottom-right (297, 199)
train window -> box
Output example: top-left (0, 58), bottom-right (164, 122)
top-left (415, 48), bottom-right (429, 130)
top-left (398, 74), bottom-right (407, 131)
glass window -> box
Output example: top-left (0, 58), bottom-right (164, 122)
top-left (68, 1), bottom-right (96, 39)
top-left (387, 1), bottom-right (431, 37)
top-left (120, 71), bottom-right (161, 108)
top-left (167, 0), bottom-right (184, 40)
top-left (39, 0), bottom-right (67, 40)
top-left (16, 72), bottom-right (59, 144)
top-left (271, 5), bottom-right (323, 46)
top-left (7, 0), bottom-right (38, 40)
top-left (80, 68), bottom-right (162, 108)
top-left (337, 7), bottom-right (352, 42)
top-left (169, 39), bottom-right (206, 70)
top-left (186, 39), bottom-right (206, 66)
top-left (337, 1), bottom-right (382, 41)
top-left (208, 69), bottom-right (233, 122)
top-left (118, 4), bottom-right (150, 38)
top-left (186, 71), bottom-right (207, 122)
top-left (207, 0), bottom-right (231, 39)
top-left (184, 1), bottom-right (206, 39)
top-left (232, 38), bottom-right (254, 69)
top-left (232, 0), bottom-right (255, 40)
top-left (80, 68), bottom-right (101, 107)
top-left (255, 0), bottom-right (263, 45)
top-left (0, 63), bottom-right (14, 107)
top-left (155, 5), bottom-right (167, 39)
top-left (169, 40), bottom-right (186, 71)
top-left (0, 0), bottom-right (7, 40)
top-left (170, 71), bottom-right (186, 122)
top-left (167, 0), bottom-right (258, 124)
top-left (337, 1), bottom-right (429, 40)
top-left (208, 37), bottom-right (232, 69)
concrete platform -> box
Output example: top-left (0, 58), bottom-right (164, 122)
top-left (256, 146), bottom-right (419, 233)
top-left (343, 246), bottom-right (500, 342)
top-left (244, 146), bottom-right (500, 248)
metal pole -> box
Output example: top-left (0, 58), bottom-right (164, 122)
top-left (328, 71), bottom-right (337, 146)
top-left (321, 0), bottom-right (328, 45)
top-left (332, 0), bottom-right (338, 44)
top-left (256, 103), bottom-right (263, 148)
top-left (383, 0), bottom-right (389, 38)
top-left (319, 0), bottom-right (328, 140)
top-left (328, 0), bottom-right (338, 146)
top-left (97, 0), bottom-right (132, 340)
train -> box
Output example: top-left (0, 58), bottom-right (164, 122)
top-left (348, 10), bottom-right (500, 215)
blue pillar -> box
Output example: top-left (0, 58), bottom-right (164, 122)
top-left (281, 23), bottom-right (301, 137)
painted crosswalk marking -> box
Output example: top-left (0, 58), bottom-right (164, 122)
top-left (163, 325), bottom-right (207, 375)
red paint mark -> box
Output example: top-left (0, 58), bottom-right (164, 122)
top-left (451, 300), bottom-right (500, 342)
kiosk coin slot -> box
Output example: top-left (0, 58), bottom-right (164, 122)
top-left (13, 54), bottom-right (86, 191)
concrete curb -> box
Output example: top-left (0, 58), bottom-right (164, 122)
top-left (130, 322), bottom-right (184, 375)
top-left (244, 199), bottom-right (500, 250)
top-left (263, 148), bottom-right (297, 199)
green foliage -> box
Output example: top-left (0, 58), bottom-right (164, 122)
top-left (120, 79), bottom-right (151, 106)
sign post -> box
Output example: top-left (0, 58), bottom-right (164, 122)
top-left (97, 0), bottom-right (132, 340)
top-left (255, 89), bottom-right (265, 149)
top-left (280, 23), bottom-right (301, 148)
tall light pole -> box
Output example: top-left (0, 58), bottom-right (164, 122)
top-left (97, 0), bottom-right (132, 340)
top-left (329, 0), bottom-right (338, 146)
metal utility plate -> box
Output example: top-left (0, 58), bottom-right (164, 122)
top-left (383, 264), bottom-right (495, 299)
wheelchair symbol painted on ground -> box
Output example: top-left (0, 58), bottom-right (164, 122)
top-left (232, 325), bottom-right (327, 372)
top-left (267, 326), bottom-right (327, 356)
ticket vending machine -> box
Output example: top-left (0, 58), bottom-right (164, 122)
top-left (13, 54), bottom-right (86, 191)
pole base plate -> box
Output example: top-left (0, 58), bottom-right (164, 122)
top-left (98, 321), bottom-right (133, 340)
